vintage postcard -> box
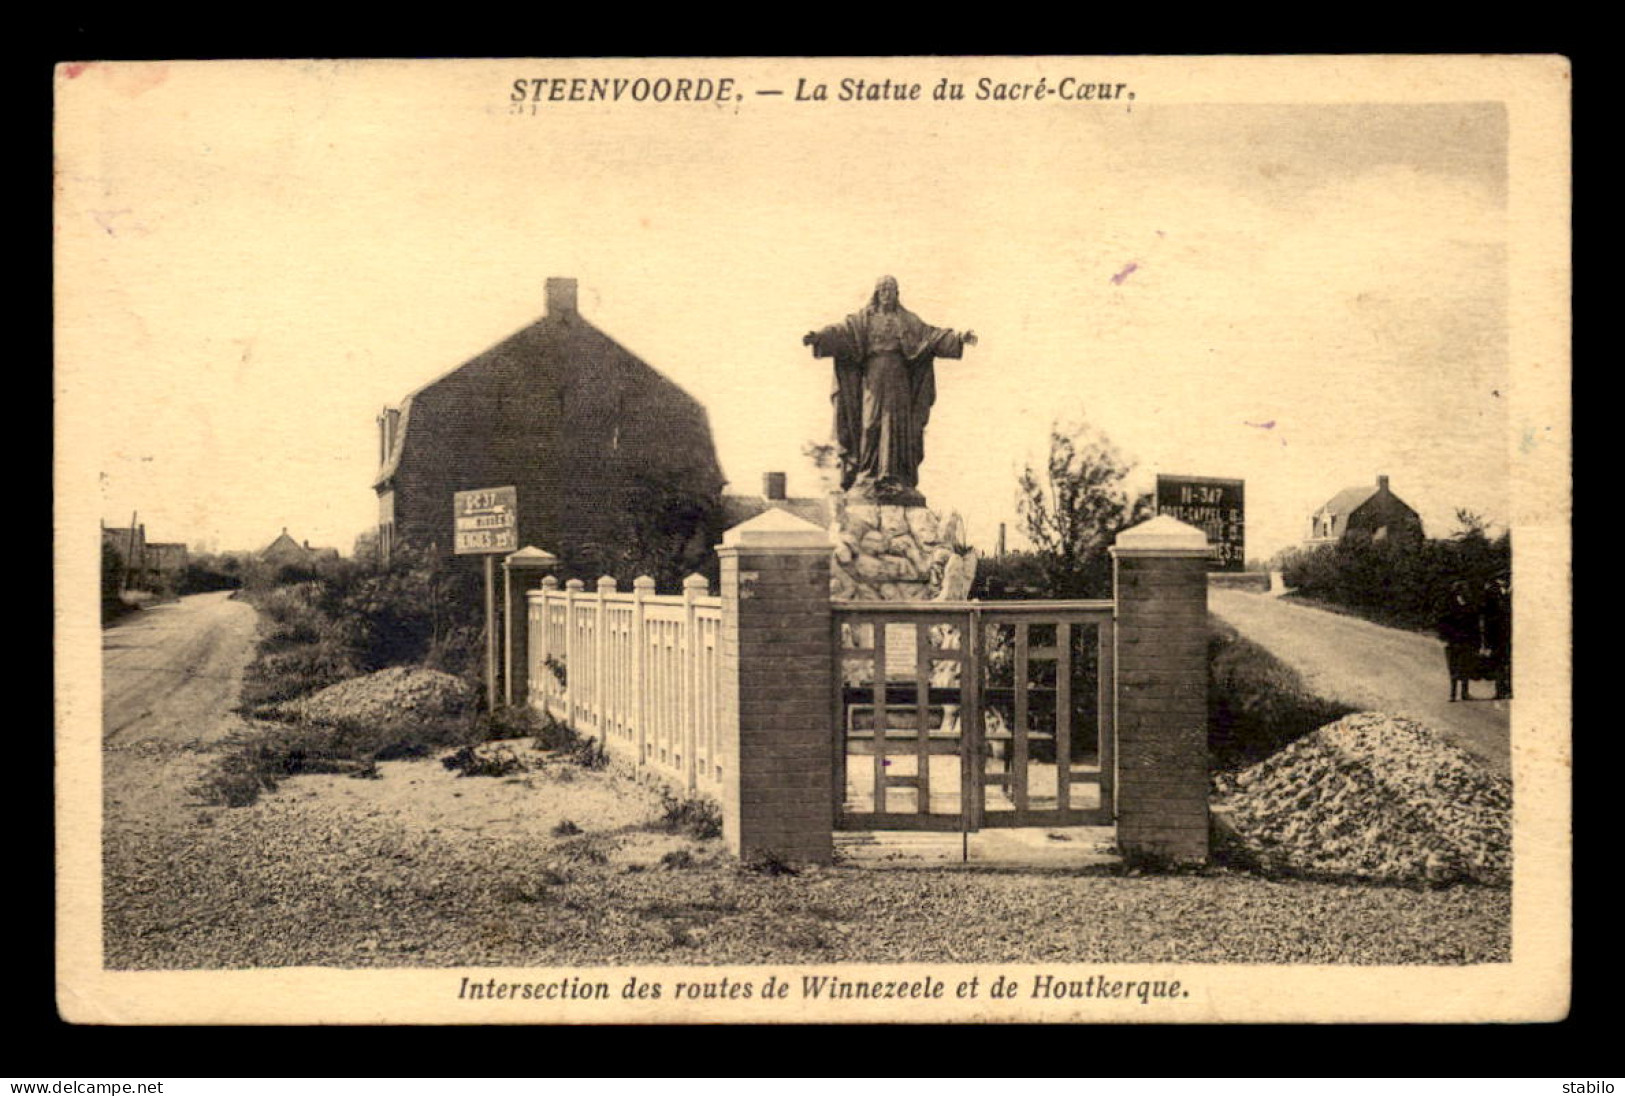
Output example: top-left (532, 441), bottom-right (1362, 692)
top-left (55, 55), bottom-right (1571, 1024)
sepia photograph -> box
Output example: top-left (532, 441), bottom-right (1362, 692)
top-left (54, 55), bottom-right (1570, 1024)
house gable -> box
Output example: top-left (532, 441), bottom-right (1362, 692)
top-left (1306, 475), bottom-right (1424, 544)
top-left (374, 280), bottom-right (723, 567)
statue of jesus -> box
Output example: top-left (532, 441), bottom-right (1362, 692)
top-left (803, 276), bottom-right (976, 505)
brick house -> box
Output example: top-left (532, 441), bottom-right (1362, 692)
top-left (1305, 474), bottom-right (1424, 546)
top-left (101, 523), bottom-right (188, 589)
top-left (373, 278), bottom-right (725, 572)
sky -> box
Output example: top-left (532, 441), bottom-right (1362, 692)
top-left (58, 59), bottom-right (1513, 562)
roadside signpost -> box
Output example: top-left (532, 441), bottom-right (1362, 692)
top-left (1155, 474), bottom-right (1245, 572)
top-left (455, 486), bottom-right (519, 709)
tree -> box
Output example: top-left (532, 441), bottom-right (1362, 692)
top-left (101, 540), bottom-right (126, 624)
top-left (802, 440), bottom-right (840, 493)
top-left (591, 470), bottom-right (722, 591)
top-left (1452, 508), bottom-right (1492, 541)
top-left (1017, 419), bottom-right (1153, 598)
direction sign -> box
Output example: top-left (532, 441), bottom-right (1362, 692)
top-left (454, 486), bottom-right (518, 555)
top-left (1155, 474), bottom-right (1245, 572)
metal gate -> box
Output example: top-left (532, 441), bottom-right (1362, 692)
top-left (832, 600), bottom-right (1115, 831)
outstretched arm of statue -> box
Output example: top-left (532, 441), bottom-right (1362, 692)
top-left (805, 323), bottom-right (856, 359)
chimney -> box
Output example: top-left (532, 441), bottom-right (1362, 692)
top-left (546, 277), bottom-right (578, 318)
top-left (763, 472), bottom-right (787, 501)
top-left (1377, 474), bottom-right (1390, 493)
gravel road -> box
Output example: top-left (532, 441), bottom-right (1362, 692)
top-left (1209, 588), bottom-right (1510, 776)
top-left (104, 758), bottom-right (1510, 969)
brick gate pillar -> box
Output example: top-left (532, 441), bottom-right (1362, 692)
top-left (1110, 515), bottom-right (1211, 865)
top-left (717, 509), bottom-right (836, 865)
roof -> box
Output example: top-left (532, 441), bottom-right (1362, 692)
top-left (1314, 484), bottom-right (1380, 517)
top-left (373, 304), bottom-right (710, 492)
top-left (720, 494), bottom-right (830, 530)
top-left (260, 533), bottom-right (340, 563)
top-left (260, 532), bottom-right (305, 558)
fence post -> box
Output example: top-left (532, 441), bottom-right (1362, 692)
top-left (596, 576), bottom-right (615, 741)
top-left (631, 575), bottom-right (654, 775)
top-left (538, 575), bottom-right (559, 710)
top-left (717, 509), bottom-right (835, 865)
top-left (564, 578), bottom-right (583, 730)
top-left (1109, 515), bottom-right (1211, 865)
top-left (682, 572), bottom-right (709, 793)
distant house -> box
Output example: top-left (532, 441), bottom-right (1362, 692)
top-left (720, 472), bottom-right (830, 530)
top-left (1306, 475), bottom-right (1424, 546)
top-left (101, 524), bottom-right (189, 589)
top-left (372, 277), bottom-right (725, 570)
top-left (101, 522), bottom-right (147, 591)
top-left (261, 529), bottom-right (340, 568)
top-left (146, 542), bottom-right (189, 575)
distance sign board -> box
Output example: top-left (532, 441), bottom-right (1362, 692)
top-left (1155, 474), bottom-right (1244, 571)
top-left (453, 486), bottom-right (519, 555)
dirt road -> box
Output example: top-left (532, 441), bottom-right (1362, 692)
top-left (1208, 589), bottom-right (1510, 776)
top-left (103, 590), bottom-right (259, 748)
top-left (102, 591), bottom-right (260, 836)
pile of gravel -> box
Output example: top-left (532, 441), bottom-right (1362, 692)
top-left (1213, 712), bottom-right (1511, 886)
top-left (272, 666), bottom-right (477, 726)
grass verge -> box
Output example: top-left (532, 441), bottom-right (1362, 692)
top-left (196, 711), bottom-right (488, 807)
top-left (1207, 620), bottom-right (1356, 772)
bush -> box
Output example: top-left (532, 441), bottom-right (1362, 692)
top-left (530, 711), bottom-right (580, 752)
top-left (570, 736), bottom-right (609, 771)
top-left (442, 743), bottom-right (528, 778)
top-left (235, 546), bottom-right (489, 713)
top-left (480, 705), bottom-right (542, 742)
top-left (174, 557), bottom-right (243, 595)
top-left (652, 791), bottom-right (723, 841)
top-left (1277, 525), bottom-right (1510, 633)
top-left (102, 541), bottom-right (138, 626)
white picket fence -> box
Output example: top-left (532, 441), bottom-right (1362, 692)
top-left (528, 574), bottom-right (724, 799)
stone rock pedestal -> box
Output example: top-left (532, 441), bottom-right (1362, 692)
top-left (829, 496), bottom-right (980, 691)
top-left (828, 498), bottom-right (979, 602)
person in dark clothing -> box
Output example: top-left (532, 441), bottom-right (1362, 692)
top-left (1483, 574), bottom-right (1512, 700)
top-left (1438, 581), bottom-right (1487, 702)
